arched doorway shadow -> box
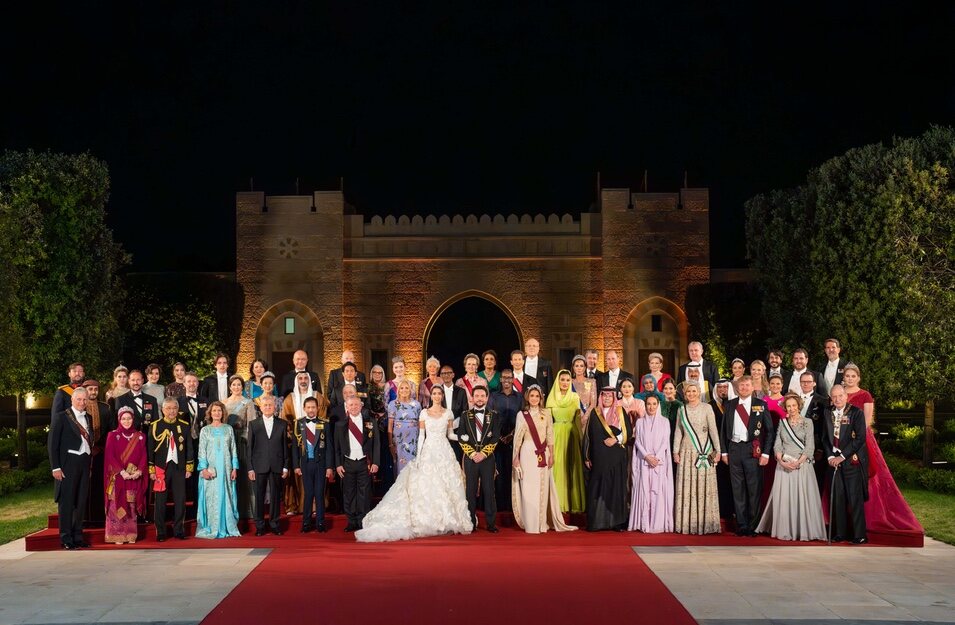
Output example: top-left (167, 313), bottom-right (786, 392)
top-left (623, 297), bottom-right (687, 380)
top-left (423, 292), bottom-right (522, 378)
top-left (255, 300), bottom-right (324, 382)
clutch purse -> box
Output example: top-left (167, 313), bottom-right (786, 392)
top-left (781, 453), bottom-right (797, 464)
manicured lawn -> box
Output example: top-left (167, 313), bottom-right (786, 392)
top-left (900, 486), bottom-right (955, 546)
top-left (0, 482), bottom-right (55, 546)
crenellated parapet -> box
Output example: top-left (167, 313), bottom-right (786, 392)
top-left (361, 212), bottom-right (581, 236)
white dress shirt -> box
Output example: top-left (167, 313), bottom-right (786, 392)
top-left (166, 428), bottom-right (179, 464)
top-left (69, 409), bottom-right (92, 456)
top-left (824, 360), bottom-right (839, 390)
top-left (788, 369), bottom-right (807, 394)
top-left (263, 415), bottom-right (275, 438)
top-left (217, 372), bottom-right (229, 401)
top-left (731, 396), bottom-right (752, 443)
top-left (472, 409), bottom-right (485, 442)
top-left (525, 356), bottom-right (538, 378)
top-left (608, 368), bottom-right (620, 388)
top-left (347, 413), bottom-right (365, 459)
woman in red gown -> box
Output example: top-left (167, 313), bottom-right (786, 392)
top-left (842, 364), bottom-right (923, 535)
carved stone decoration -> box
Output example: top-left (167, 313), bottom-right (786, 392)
top-left (278, 237), bottom-right (299, 258)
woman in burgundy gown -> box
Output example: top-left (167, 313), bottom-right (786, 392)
top-left (842, 364), bottom-right (922, 535)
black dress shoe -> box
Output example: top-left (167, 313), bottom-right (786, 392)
top-left (300, 525), bottom-right (312, 533)
top-left (315, 523), bottom-right (327, 533)
top-left (255, 529), bottom-right (266, 536)
top-left (271, 528), bottom-right (283, 536)
top-left (851, 537), bottom-right (868, 544)
top-left (174, 533), bottom-right (186, 541)
top-left (62, 541), bottom-right (77, 550)
top-left (344, 524), bottom-right (357, 532)
top-left (156, 536), bottom-right (167, 543)
top-left (77, 540), bottom-right (92, 548)
top-left (487, 526), bottom-right (499, 533)
top-left (735, 528), bottom-right (749, 537)
top-left (614, 526), bottom-right (627, 532)
top-left (832, 535), bottom-right (845, 543)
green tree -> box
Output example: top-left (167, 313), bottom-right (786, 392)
top-left (745, 127), bottom-right (955, 463)
top-left (0, 150), bottom-right (128, 466)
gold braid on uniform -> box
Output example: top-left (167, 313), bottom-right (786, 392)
top-left (480, 442), bottom-right (497, 455)
top-left (460, 443), bottom-right (477, 457)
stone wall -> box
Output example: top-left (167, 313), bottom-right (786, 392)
top-left (236, 186), bottom-right (710, 380)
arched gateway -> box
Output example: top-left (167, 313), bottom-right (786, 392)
top-left (235, 187), bottom-right (709, 381)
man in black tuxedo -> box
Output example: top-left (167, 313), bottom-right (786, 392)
top-left (457, 386), bottom-right (500, 532)
top-left (584, 349), bottom-right (602, 380)
top-left (292, 396), bottom-right (334, 533)
top-left (596, 350), bottom-right (634, 391)
top-left (248, 394), bottom-right (290, 536)
top-left (439, 365), bottom-right (469, 462)
top-left (49, 386), bottom-right (94, 549)
top-left (783, 348), bottom-right (823, 396)
top-left (766, 349), bottom-right (790, 382)
top-left (677, 341), bottom-right (719, 390)
top-left (796, 371), bottom-right (829, 490)
top-left (509, 350), bottom-right (539, 395)
top-left (330, 362), bottom-right (367, 406)
top-left (116, 370), bottom-right (160, 432)
top-left (824, 385), bottom-right (869, 544)
top-left (199, 353), bottom-right (231, 402)
top-left (51, 362), bottom-right (85, 423)
top-left (335, 396), bottom-right (380, 531)
top-left (280, 349), bottom-right (323, 398)
top-left (523, 338), bottom-right (553, 398)
top-left (149, 397), bottom-right (194, 541)
top-left (822, 338), bottom-right (848, 395)
top-left (327, 351), bottom-right (367, 406)
top-left (719, 376), bottom-right (775, 536)
top-left (178, 372), bottom-right (209, 442)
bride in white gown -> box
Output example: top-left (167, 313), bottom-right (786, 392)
top-left (356, 385), bottom-right (473, 542)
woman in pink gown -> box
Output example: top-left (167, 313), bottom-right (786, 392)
top-left (842, 364), bottom-right (922, 535)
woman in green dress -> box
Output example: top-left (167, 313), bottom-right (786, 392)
top-left (478, 350), bottom-right (501, 393)
top-left (546, 369), bottom-right (586, 513)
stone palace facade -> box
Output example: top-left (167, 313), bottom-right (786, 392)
top-left (235, 187), bottom-right (710, 381)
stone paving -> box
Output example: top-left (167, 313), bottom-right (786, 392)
top-left (0, 539), bottom-right (266, 625)
top-left (637, 538), bottom-right (955, 624)
top-left (0, 536), bottom-right (953, 624)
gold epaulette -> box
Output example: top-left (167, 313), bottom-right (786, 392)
top-left (177, 419), bottom-right (190, 426)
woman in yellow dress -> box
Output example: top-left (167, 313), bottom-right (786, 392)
top-left (545, 370), bottom-right (586, 513)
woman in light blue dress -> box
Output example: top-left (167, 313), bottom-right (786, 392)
top-left (195, 401), bottom-right (240, 538)
top-left (387, 380), bottom-right (422, 476)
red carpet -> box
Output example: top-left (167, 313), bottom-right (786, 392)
top-left (200, 531), bottom-right (697, 625)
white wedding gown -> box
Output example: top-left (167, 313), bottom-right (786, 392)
top-left (356, 409), bottom-right (473, 542)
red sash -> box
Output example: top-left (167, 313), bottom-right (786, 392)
top-left (522, 411), bottom-right (547, 467)
top-left (153, 466), bottom-right (166, 492)
top-left (514, 377), bottom-right (523, 393)
top-left (66, 411), bottom-right (93, 449)
top-left (305, 424), bottom-right (317, 447)
top-left (462, 377), bottom-right (475, 396)
top-left (347, 418), bottom-right (365, 447)
top-left (734, 404), bottom-right (750, 429)
top-left (735, 404), bottom-right (762, 458)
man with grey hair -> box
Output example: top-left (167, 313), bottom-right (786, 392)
top-left (824, 384), bottom-right (868, 544)
top-left (49, 386), bottom-right (94, 549)
top-left (677, 341), bottom-right (718, 390)
top-left (335, 395), bottom-right (380, 531)
top-left (150, 396), bottom-right (194, 541)
top-left (248, 393), bottom-right (290, 536)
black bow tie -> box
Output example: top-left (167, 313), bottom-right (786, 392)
top-left (305, 418), bottom-right (318, 423)
top-left (474, 411), bottom-right (485, 416)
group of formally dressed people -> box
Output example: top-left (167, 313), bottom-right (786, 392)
top-left (48, 336), bottom-right (922, 547)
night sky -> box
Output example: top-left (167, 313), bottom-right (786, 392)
top-left (3, 2), bottom-right (953, 272)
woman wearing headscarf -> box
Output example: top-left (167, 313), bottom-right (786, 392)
top-left (103, 406), bottom-right (147, 544)
top-left (635, 374), bottom-right (665, 404)
top-left (545, 369), bottom-right (586, 513)
top-left (583, 386), bottom-right (633, 531)
top-left (511, 385), bottom-right (577, 534)
top-left (629, 394), bottom-right (673, 533)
